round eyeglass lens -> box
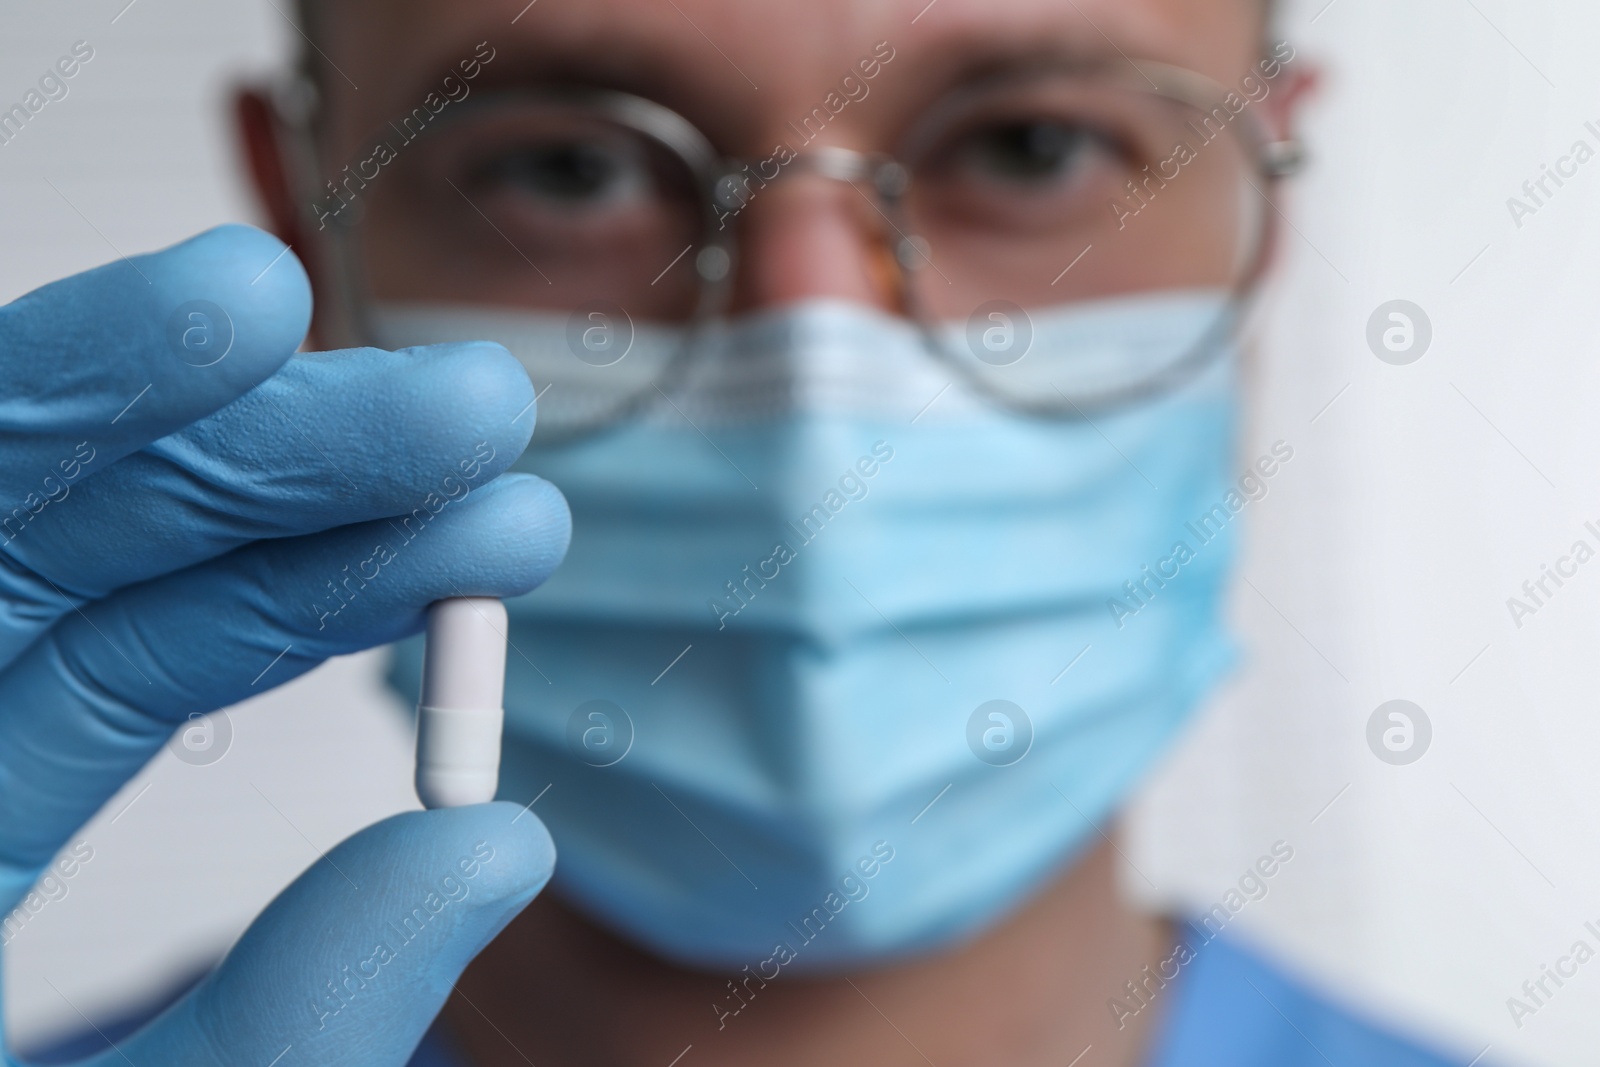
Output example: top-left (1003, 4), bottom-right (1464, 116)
top-left (898, 66), bottom-right (1268, 410)
top-left (341, 96), bottom-right (716, 434)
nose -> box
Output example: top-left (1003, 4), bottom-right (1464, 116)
top-left (724, 168), bottom-right (905, 317)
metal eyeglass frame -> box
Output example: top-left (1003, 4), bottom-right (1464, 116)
top-left (282, 54), bottom-right (1304, 433)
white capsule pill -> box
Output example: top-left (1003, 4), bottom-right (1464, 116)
top-left (415, 597), bottom-right (508, 809)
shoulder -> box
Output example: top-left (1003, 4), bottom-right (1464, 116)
top-left (1144, 929), bottom-right (1477, 1067)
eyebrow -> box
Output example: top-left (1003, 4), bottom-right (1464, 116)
top-left (469, 40), bottom-right (714, 105)
top-left (382, 28), bottom-right (769, 142)
top-left (368, 10), bottom-right (1162, 151)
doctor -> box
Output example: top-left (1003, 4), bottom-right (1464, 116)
top-left (0, 0), bottom-right (1475, 1063)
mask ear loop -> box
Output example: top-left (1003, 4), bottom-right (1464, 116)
top-left (882, 57), bottom-right (1305, 422)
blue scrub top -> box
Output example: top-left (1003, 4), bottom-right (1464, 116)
top-left (31, 929), bottom-right (1470, 1066)
top-left (406, 932), bottom-right (1471, 1067)
top-left (1139, 933), bottom-right (1468, 1066)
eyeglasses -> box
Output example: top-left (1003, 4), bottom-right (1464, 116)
top-left (287, 56), bottom-right (1302, 437)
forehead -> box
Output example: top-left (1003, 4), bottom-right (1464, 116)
top-left (313, 0), bottom-right (1260, 152)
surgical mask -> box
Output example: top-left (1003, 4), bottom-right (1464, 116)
top-left (376, 294), bottom-right (1239, 970)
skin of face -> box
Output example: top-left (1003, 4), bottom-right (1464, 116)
top-left (235, 2), bottom-right (1309, 1064)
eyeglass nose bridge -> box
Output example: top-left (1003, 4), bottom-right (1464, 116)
top-left (707, 145), bottom-right (923, 290)
top-left (716, 145), bottom-right (910, 202)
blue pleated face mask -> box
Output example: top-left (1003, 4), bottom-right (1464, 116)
top-left (376, 294), bottom-right (1240, 971)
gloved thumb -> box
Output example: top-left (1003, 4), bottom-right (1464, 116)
top-left (112, 803), bottom-right (552, 1067)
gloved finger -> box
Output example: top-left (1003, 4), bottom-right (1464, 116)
top-left (0, 340), bottom-right (535, 668)
top-left (112, 804), bottom-right (554, 1067)
top-left (0, 472), bottom-right (570, 904)
top-left (0, 224), bottom-right (309, 508)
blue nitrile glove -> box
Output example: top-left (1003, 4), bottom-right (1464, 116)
top-left (0, 224), bottom-right (571, 1065)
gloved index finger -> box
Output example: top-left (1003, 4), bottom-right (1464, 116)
top-left (0, 224), bottom-right (311, 513)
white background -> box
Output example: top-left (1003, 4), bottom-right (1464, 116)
top-left (2, 1), bottom-right (1598, 1064)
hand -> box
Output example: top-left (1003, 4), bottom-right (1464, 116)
top-left (0, 225), bottom-right (571, 1064)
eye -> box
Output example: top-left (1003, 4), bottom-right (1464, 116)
top-left (952, 120), bottom-right (1111, 186)
top-left (473, 137), bottom-right (650, 206)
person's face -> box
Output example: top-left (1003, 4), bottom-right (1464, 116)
top-left (282, 0), bottom-right (1274, 327)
